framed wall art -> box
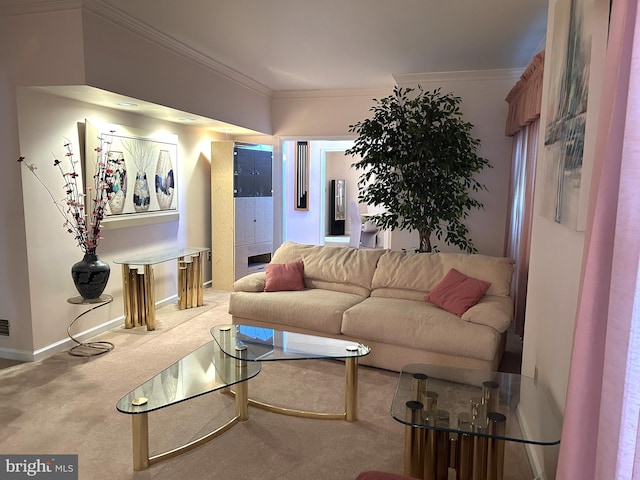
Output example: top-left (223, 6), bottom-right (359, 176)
top-left (539, 0), bottom-right (609, 231)
top-left (84, 120), bottom-right (179, 227)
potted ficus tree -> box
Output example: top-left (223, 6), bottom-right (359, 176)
top-left (346, 86), bottom-right (490, 253)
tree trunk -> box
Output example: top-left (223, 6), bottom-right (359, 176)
top-left (418, 230), bottom-right (432, 252)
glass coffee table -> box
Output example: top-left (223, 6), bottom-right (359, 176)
top-left (391, 364), bottom-right (562, 480)
top-left (211, 324), bottom-right (371, 422)
top-left (116, 340), bottom-right (260, 471)
top-left (117, 325), bottom-right (369, 471)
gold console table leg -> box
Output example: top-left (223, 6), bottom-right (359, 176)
top-left (143, 265), bottom-right (155, 331)
top-left (196, 251), bottom-right (205, 306)
top-left (121, 264), bottom-right (133, 329)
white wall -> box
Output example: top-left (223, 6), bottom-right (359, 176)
top-left (81, 9), bottom-right (273, 135)
top-left (395, 71), bottom-right (519, 256)
top-left (0, 7), bottom-right (277, 361)
top-left (12, 88), bottom-right (220, 359)
top-left (520, 0), bottom-right (610, 476)
top-left (0, 10), bottom-right (88, 359)
top-left (273, 76), bottom-right (516, 257)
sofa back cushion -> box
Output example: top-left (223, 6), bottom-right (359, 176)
top-left (271, 241), bottom-right (385, 297)
top-left (371, 250), bottom-right (514, 300)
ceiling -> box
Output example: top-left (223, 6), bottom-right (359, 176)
top-left (5, 0), bottom-right (549, 132)
top-left (98, 0), bottom-right (548, 92)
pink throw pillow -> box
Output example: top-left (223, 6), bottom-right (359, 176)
top-left (264, 261), bottom-right (305, 292)
top-left (424, 268), bottom-right (491, 316)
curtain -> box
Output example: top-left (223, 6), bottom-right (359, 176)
top-left (504, 51), bottom-right (544, 336)
top-left (556, 0), bottom-right (640, 478)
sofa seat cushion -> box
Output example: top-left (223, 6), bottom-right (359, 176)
top-left (341, 297), bottom-right (503, 362)
top-left (229, 289), bottom-right (366, 335)
top-left (270, 241), bottom-right (386, 297)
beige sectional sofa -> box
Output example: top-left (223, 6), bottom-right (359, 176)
top-left (229, 241), bottom-right (515, 371)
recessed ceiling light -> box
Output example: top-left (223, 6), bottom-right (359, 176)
top-left (116, 102), bottom-right (137, 107)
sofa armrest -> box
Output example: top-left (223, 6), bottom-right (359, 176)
top-left (233, 272), bottom-right (266, 292)
top-left (461, 296), bottom-right (513, 333)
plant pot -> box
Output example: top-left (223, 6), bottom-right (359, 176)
top-left (71, 253), bottom-right (110, 300)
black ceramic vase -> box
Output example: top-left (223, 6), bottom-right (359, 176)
top-left (71, 253), bottom-right (110, 300)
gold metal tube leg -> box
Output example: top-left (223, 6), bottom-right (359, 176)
top-left (345, 358), bottom-right (358, 422)
top-left (485, 412), bottom-right (506, 480)
top-left (471, 435), bottom-right (487, 480)
top-left (457, 433), bottom-right (473, 480)
top-left (412, 373), bottom-right (427, 404)
top-left (185, 260), bottom-right (194, 308)
top-left (435, 410), bottom-right (450, 480)
top-left (132, 413), bottom-right (150, 471)
top-left (482, 381), bottom-right (500, 414)
top-left (403, 400), bottom-right (424, 479)
top-left (457, 413), bottom-right (473, 480)
top-left (144, 265), bottom-right (156, 331)
top-left (178, 263), bottom-right (187, 310)
top-left (423, 412), bottom-right (437, 480)
top-left (235, 345), bottom-right (249, 421)
top-left (129, 269), bottom-right (140, 327)
top-left (197, 252), bottom-right (205, 306)
top-left (191, 254), bottom-right (200, 307)
top-left (121, 265), bottom-right (133, 328)
top-left (137, 272), bottom-right (146, 327)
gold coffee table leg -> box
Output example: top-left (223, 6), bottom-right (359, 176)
top-left (235, 345), bottom-right (249, 421)
top-left (132, 413), bottom-right (149, 471)
top-left (345, 357), bottom-right (358, 422)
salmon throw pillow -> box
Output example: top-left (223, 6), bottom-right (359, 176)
top-left (264, 261), bottom-right (305, 292)
top-left (424, 268), bottom-right (491, 316)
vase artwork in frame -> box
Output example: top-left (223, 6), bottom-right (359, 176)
top-left (84, 120), bottom-right (178, 220)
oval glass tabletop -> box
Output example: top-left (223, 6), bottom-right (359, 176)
top-left (211, 324), bottom-right (370, 362)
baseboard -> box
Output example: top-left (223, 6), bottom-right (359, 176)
top-left (0, 292), bottom-right (186, 362)
top-left (517, 403), bottom-right (545, 479)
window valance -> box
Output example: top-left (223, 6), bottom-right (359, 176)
top-left (505, 51), bottom-right (545, 136)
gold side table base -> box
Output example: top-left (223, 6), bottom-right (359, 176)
top-left (403, 412), bottom-right (506, 480)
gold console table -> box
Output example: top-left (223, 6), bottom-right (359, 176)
top-left (114, 247), bottom-right (209, 331)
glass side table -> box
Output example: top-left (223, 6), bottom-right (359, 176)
top-left (114, 247), bottom-right (209, 330)
top-left (391, 363), bottom-right (561, 480)
top-left (67, 294), bottom-right (114, 357)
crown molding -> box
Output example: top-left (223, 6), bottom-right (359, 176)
top-left (273, 86), bottom-right (394, 100)
top-left (0, 0), bottom-right (274, 99)
top-left (82, 0), bottom-right (273, 99)
top-left (394, 68), bottom-right (523, 85)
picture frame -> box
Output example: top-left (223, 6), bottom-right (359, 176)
top-left (295, 140), bottom-right (309, 211)
top-left (84, 120), bottom-right (179, 228)
top-left (540, 0), bottom-right (609, 231)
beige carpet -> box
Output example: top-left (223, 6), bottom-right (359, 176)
top-left (0, 289), bottom-right (534, 479)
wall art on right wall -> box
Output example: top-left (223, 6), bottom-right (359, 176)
top-left (540, 0), bottom-right (609, 231)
